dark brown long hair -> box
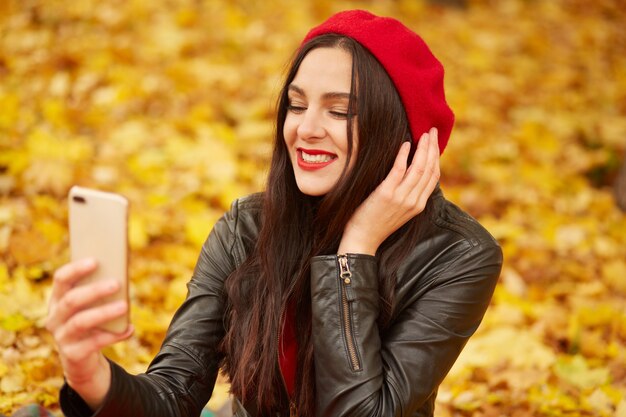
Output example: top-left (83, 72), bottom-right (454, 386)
top-left (221, 34), bottom-right (428, 416)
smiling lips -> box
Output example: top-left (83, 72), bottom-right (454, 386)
top-left (296, 148), bottom-right (338, 170)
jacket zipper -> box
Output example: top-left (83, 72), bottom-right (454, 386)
top-left (338, 255), bottom-right (362, 371)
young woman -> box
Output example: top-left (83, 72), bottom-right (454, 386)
top-left (46, 10), bottom-right (503, 417)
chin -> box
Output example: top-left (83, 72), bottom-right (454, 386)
top-left (297, 188), bottom-right (328, 197)
top-left (295, 181), bottom-right (331, 197)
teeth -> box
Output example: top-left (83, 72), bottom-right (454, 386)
top-left (301, 151), bottom-right (333, 163)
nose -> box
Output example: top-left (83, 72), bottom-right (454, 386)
top-left (296, 108), bottom-right (325, 141)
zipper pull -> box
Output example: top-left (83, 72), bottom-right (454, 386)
top-left (338, 254), bottom-right (352, 283)
top-left (338, 255), bottom-right (356, 301)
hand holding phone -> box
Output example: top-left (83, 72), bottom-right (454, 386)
top-left (69, 186), bottom-right (130, 333)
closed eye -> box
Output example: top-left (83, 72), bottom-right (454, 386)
top-left (329, 110), bottom-right (354, 119)
top-left (287, 104), bottom-right (306, 114)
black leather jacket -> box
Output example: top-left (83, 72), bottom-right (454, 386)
top-left (60, 188), bottom-right (503, 417)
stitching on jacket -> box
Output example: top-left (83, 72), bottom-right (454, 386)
top-left (231, 194), bottom-right (263, 267)
top-left (148, 342), bottom-right (213, 405)
top-left (231, 199), bottom-right (241, 266)
top-left (430, 195), bottom-right (498, 247)
top-left (429, 244), bottom-right (474, 284)
top-left (432, 214), bottom-right (479, 247)
top-left (167, 340), bottom-right (209, 370)
top-left (136, 372), bottom-right (192, 400)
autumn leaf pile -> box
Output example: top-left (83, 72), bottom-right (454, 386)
top-left (1, 0), bottom-right (625, 415)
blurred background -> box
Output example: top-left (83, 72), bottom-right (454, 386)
top-left (0, 0), bottom-right (625, 416)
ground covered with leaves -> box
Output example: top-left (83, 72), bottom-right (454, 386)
top-left (1, 0), bottom-right (625, 415)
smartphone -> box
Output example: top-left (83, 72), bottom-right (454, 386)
top-left (68, 186), bottom-right (129, 333)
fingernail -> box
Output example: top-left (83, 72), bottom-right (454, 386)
top-left (81, 258), bottom-right (96, 268)
top-left (113, 301), bottom-right (127, 312)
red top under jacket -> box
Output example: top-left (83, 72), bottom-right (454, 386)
top-left (278, 301), bottom-right (297, 397)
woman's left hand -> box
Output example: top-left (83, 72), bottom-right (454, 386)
top-left (338, 127), bottom-right (441, 255)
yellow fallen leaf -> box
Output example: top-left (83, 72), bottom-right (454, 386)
top-left (185, 211), bottom-right (219, 248)
top-left (9, 230), bottom-right (55, 265)
top-left (586, 387), bottom-right (619, 415)
top-left (554, 355), bottom-right (610, 390)
top-left (129, 213), bottom-right (149, 250)
top-left (449, 326), bottom-right (555, 376)
top-left (0, 313), bottom-right (32, 332)
top-left (0, 371), bottom-right (24, 393)
top-left (0, 263), bottom-right (8, 290)
top-left (602, 260), bottom-right (626, 293)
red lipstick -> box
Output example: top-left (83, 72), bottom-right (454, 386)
top-left (296, 148), bottom-right (337, 170)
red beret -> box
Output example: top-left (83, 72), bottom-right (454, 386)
top-left (302, 10), bottom-right (454, 154)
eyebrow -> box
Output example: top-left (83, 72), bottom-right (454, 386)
top-left (288, 84), bottom-right (354, 101)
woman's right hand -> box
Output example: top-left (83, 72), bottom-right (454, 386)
top-left (46, 258), bottom-right (134, 410)
top-left (338, 128), bottom-right (440, 255)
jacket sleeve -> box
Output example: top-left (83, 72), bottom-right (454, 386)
top-left (60, 202), bottom-right (239, 417)
top-left (310, 241), bottom-right (503, 417)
